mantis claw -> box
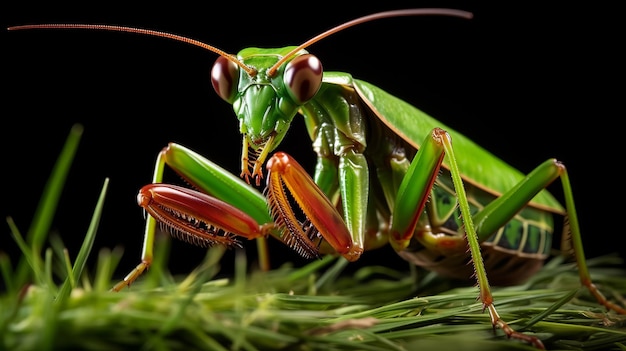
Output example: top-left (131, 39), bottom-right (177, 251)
top-left (241, 134), bottom-right (275, 186)
top-left (266, 152), bottom-right (361, 262)
top-left (138, 184), bottom-right (269, 247)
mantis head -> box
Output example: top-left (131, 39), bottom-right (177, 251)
top-left (8, 8), bottom-right (472, 186)
top-left (211, 47), bottom-right (323, 184)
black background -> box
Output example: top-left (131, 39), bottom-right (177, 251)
top-left (3, 2), bottom-right (623, 281)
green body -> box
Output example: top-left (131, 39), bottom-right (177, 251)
top-left (159, 45), bottom-right (575, 285)
top-left (294, 71), bottom-right (560, 282)
top-left (164, 43), bottom-right (571, 286)
top-left (145, 42), bottom-right (585, 292)
top-left (96, 21), bottom-right (614, 332)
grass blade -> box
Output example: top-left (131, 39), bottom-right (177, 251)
top-left (14, 124), bottom-right (83, 287)
top-left (56, 178), bottom-right (109, 303)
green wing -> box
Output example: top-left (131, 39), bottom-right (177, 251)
top-left (322, 72), bottom-right (563, 213)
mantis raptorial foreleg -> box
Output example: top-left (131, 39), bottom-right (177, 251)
top-left (112, 143), bottom-right (276, 291)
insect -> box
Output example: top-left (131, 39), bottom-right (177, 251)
top-left (9, 8), bottom-right (625, 349)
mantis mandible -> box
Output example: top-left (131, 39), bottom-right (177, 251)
top-left (9, 8), bottom-right (625, 349)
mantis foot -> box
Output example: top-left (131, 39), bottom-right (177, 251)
top-left (111, 260), bottom-right (150, 292)
top-left (486, 304), bottom-right (545, 349)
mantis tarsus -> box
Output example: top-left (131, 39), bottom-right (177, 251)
top-left (9, 8), bottom-right (625, 349)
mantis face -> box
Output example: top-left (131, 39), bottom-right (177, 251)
top-left (210, 47), bottom-right (323, 184)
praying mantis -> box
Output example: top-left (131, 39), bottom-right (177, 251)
top-left (8, 7), bottom-right (625, 349)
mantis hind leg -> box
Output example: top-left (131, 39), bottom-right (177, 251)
top-left (554, 163), bottom-right (626, 314)
top-left (471, 159), bottom-right (625, 314)
top-left (389, 128), bottom-right (546, 348)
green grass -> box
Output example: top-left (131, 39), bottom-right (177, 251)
top-left (1, 124), bottom-right (625, 351)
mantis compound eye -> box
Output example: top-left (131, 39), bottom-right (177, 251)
top-left (283, 54), bottom-right (323, 105)
top-left (211, 56), bottom-right (240, 103)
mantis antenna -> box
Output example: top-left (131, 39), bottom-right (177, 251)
top-left (8, 8), bottom-right (472, 78)
top-left (7, 23), bottom-right (256, 76)
top-left (268, 8), bottom-right (472, 76)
